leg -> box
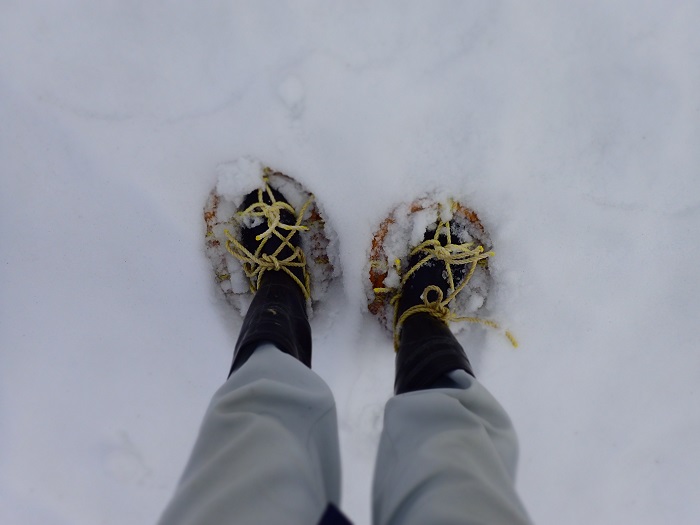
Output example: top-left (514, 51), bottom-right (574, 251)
top-left (159, 344), bottom-right (341, 525)
top-left (372, 218), bottom-right (532, 525)
top-left (160, 178), bottom-right (342, 524)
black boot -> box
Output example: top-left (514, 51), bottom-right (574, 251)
top-left (230, 270), bottom-right (311, 375)
top-left (395, 312), bottom-right (473, 394)
top-left (394, 227), bottom-right (474, 394)
top-left (227, 182), bottom-right (312, 376)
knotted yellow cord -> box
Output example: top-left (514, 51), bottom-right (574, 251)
top-left (224, 177), bottom-right (312, 300)
top-left (374, 212), bottom-right (518, 350)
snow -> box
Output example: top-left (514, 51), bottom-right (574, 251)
top-left (215, 157), bottom-right (265, 200)
top-left (1, 1), bottom-right (699, 524)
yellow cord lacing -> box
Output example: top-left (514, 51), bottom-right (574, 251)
top-left (223, 176), bottom-right (312, 300)
top-left (373, 207), bottom-right (518, 350)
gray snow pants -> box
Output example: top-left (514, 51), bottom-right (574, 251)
top-left (158, 344), bottom-right (532, 525)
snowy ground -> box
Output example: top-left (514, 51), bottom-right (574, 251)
top-left (2, 1), bottom-right (699, 524)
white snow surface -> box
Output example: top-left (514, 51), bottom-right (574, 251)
top-left (2, 2), bottom-right (699, 524)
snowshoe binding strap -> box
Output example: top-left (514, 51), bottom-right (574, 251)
top-left (224, 175), bottom-right (313, 301)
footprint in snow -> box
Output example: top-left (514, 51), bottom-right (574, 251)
top-left (278, 75), bottom-right (306, 119)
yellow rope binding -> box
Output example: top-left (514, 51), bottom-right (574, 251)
top-left (375, 203), bottom-right (518, 350)
top-left (223, 175), bottom-right (313, 301)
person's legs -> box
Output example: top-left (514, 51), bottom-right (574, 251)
top-left (372, 219), bottom-right (532, 525)
top-left (158, 344), bottom-right (341, 525)
top-left (159, 179), bottom-right (342, 525)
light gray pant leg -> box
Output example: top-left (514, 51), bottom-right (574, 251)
top-left (372, 371), bottom-right (532, 525)
top-left (159, 344), bottom-right (341, 525)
